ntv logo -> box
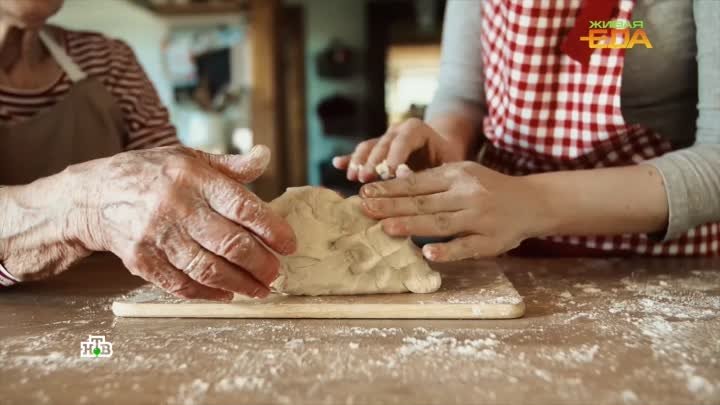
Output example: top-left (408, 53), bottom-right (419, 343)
top-left (80, 335), bottom-right (113, 358)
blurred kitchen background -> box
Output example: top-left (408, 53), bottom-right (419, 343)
top-left (52, 0), bottom-right (447, 200)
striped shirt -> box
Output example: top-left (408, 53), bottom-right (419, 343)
top-left (0, 28), bottom-right (180, 150)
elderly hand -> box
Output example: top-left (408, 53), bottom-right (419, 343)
top-left (332, 118), bottom-right (464, 183)
top-left (358, 162), bottom-right (551, 261)
top-left (71, 145), bottom-right (296, 301)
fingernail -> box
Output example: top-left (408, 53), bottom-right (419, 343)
top-left (423, 245), bottom-right (441, 261)
top-left (253, 286), bottom-right (270, 298)
top-left (381, 219), bottom-right (405, 234)
top-left (218, 292), bottom-right (234, 302)
top-left (261, 265), bottom-right (280, 285)
top-left (247, 145), bottom-right (270, 169)
top-left (362, 185), bottom-right (378, 197)
top-left (359, 167), bottom-right (373, 183)
top-left (249, 144), bottom-right (268, 158)
top-left (281, 237), bottom-right (297, 255)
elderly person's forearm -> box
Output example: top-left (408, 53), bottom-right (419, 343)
top-left (0, 171), bottom-right (92, 281)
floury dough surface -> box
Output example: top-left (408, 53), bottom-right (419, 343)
top-left (269, 186), bottom-right (441, 296)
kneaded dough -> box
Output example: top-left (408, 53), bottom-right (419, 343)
top-left (269, 186), bottom-right (441, 296)
top-left (374, 160), bottom-right (411, 180)
top-left (375, 160), bottom-right (392, 180)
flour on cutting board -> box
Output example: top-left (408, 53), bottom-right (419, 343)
top-left (1, 263), bottom-right (718, 404)
top-left (111, 262), bottom-right (525, 319)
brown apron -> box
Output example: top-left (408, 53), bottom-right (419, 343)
top-left (0, 30), bottom-right (125, 185)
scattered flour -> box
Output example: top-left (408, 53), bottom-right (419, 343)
top-left (547, 344), bottom-right (599, 365)
top-left (285, 339), bottom-right (305, 349)
top-left (687, 375), bottom-right (714, 396)
top-left (2, 264), bottom-right (718, 405)
top-left (680, 365), bottom-right (716, 396)
top-left (534, 369), bottom-right (553, 382)
top-left (171, 379), bottom-right (209, 405)
top-left (621, 389), bottom-right (639, 404)
top-left (398, 333), bottom-right (500, 361)
top-left (574, 283), bottom-right (602, 294)
top-left (334, 327), bottom-right (401, 338)
top-left (215, 376), bottom-right (267, 392)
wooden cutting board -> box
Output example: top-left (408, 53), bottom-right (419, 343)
top-left (112, 261), bottom-right (525, 319)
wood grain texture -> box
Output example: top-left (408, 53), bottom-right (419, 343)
top-left (280, 6), bottom-right (308, 187)
top-left (248, 0), bottom-right (284, 200)
top-left (112, 262), bottom-right (525, 319)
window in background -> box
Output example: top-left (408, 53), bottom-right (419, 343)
top-left (385, 44), bottom-right (441, 125)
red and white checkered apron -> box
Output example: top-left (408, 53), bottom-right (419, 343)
top-left (479, 0), bottom-right (719, 256)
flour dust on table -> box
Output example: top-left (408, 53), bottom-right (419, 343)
top-left (268, 186), bottom-right (441, 296)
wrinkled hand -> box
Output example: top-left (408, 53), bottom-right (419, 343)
top-left (332, 118), bottom-right (464, 183)
top-left (358, 162), bottom-right (549, 261)
top-left (76, 145), bottom-right (297, 301)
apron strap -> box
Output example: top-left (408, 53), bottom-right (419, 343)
top-left (38, 30), bottom-right (87, 83)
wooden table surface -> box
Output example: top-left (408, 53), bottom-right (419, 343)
top-left (1, 253), bottom-right (718, 405)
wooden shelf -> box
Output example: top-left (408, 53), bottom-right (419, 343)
top-left (138, 1), bottom-right (248, 16)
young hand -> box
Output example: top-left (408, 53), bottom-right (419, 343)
top-left (332, 118), bottom-right (465, 183)
top-left (359, 162), bottom-right (551, 261)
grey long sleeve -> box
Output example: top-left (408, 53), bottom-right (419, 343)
top-left (645, 0), bottom-right (720, 241)
top-left (424, 0), bottom-right (485, 129)
top-left (646, 146), bottom-right (720, 241)
top-left (427, 0), bottom-right (720, 241)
